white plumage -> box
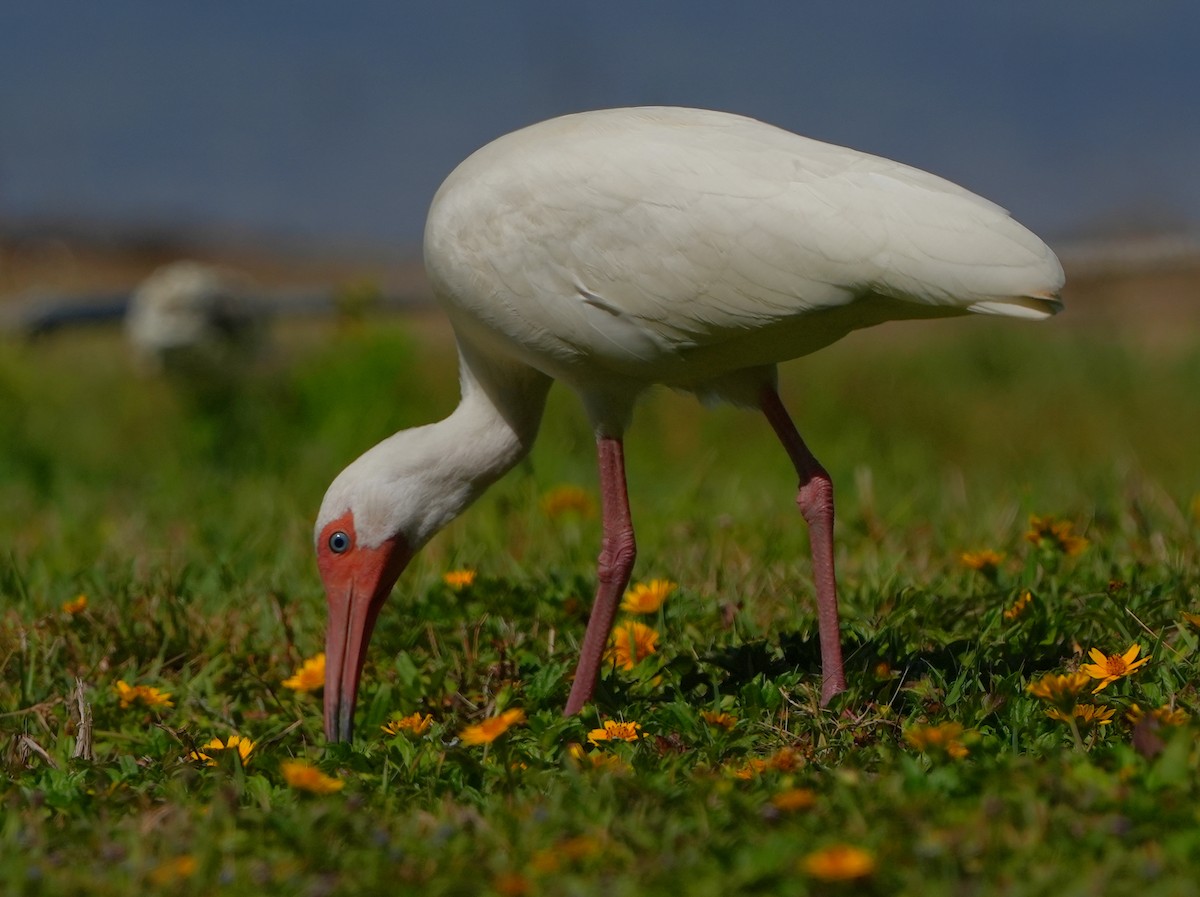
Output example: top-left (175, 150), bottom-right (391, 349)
top-left (316, 107), bottom-right (1063, 741)
top-left (426, 107), bottom-right (1060, 420)
top-left (125, 261), bottom-right (263, 373)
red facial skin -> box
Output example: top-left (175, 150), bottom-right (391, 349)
top-left (316, 512), bottom-right (411, 742)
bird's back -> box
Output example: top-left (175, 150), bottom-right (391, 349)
top-left (424, 107), bottom-right (1063, 393)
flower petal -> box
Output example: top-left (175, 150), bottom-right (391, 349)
top-left (1121, 644), bottom-right (1142, 664)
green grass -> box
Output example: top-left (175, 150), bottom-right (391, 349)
top-left (2, 316), bottom-right (1199, 896)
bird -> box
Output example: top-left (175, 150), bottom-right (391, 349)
top-left (124, 261), bottom-right (264, 374)
top-left (315, 106), bottom-right (1063, 742)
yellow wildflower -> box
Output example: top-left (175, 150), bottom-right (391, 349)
top-left (114, 680), bottom-right (174, 710)
top-left (1127, 704), bottom-right (1189, 727)
top-left (701, 710), bottom-right (738, 730)
top-left (113, 680), bottom-right (137, 707)
top-left (620, 579), bottom-right (676, 614)
top-left (587, 720), bottom-right (642, 745)
top-left (382, 712), bottom-right (433, 736)
top-left (605, 621), bottom-right (658, 670)
top-left (1026, 671), bottom-right (1092, 710)
top-left (1025, 515), bottom-right (1088, 556)
top-left (61, 594), bottom-right (88, 615)
top-left (960, 549), bottom-right (1004, 573)
top-left (733, 757), bottom-right (770, 779)
top-left (732, 747), bottom-right (803, 779)
top-left (540, 485), bottom-right (596, 519)
top-left (459, 708), bottom-right (525, 746)
top-left (492, 872), bottom-right (532, 897)
top-left (281, 759), bottom-right (344, 794)
top-left (771, 787), bottom-right (817, 812)
top-left (1046, 703), bottom-right (1115, 729)
top-left (1181, 611), bottom-right (1200, 629)
top-left (1004, 590), bottom-right (1033, 621)
top-left (442, 569), bottom-right (476, 589)
top-left (282, 653), bottom-right (325, 692)
top-left (904, 722), bottom-right (970, 759)
top-left (767, 747), bottom-right (803, 772)
top-left (529, 835), bottom-right (603, 873)
top-left (148, 855), bottom-right (197, 886)
top-left (801, 844), bottom-right (876, 882)
top-left (566, 743), bottom-right (629, 773)
top-left (189, 734), bottom-right (255, 766)
top-left (1080, 644), bottom-right (1150, 693)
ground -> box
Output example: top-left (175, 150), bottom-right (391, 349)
top-left (1, 231), bottom-right (1198, 895)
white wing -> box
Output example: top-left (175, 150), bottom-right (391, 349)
top-left (426, 107), bottom-right (1063, 381)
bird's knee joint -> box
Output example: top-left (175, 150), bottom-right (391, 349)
top-left (598, 529), bottom-right (637, 582)
top-left (797, 476), bottom-right (835, 524)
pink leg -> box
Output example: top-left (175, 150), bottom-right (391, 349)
top-left (565, 435), bottom-right (637, 716)
top-left (760, 387), bottom-right (847, 705)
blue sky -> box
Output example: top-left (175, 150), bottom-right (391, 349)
top-left (2, 2), bottom-right (1197, 251)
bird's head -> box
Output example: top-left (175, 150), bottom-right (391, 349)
top-left (314, 429), bottom-right (481, 742)
top-left (314, 445), bottom-right (430, 745)
top-left (315, 506), bottom-right (412, 743)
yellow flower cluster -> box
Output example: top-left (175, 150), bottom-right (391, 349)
top-left (282, 653), bottom-right (325, 692)
top-left (148, 855), bottom-right (198, 886)
top-left (61, 594), bottom-right (88, 615)
top-left (443, 569), bottom-right (477, 589)
top-left (732, 746), bottom-right (803, 779)
top-left (1045, 704), bottom-right (1114, 728)
top-left (528, 834), bottom-right (603, 874)
top-left (492, 830), bottom-right (610, 893)
top-left (1027, 644), bottom-right (1151, 737)
top-left (281, 759), bottom-right (344, 794)
top-left (382, 712), bottom-right (433, 736)
top-left (620, 579), bottom-right (676, 614)
top-left (961, 549), bottom-right (1004, 573)
top-left (771, 787), bottom-right (817, 812)
top-left (701, 710), bottom-right (738, 730)
top-left (188, 734), bottom-right (255, 766)
top-left (1026, 671), bottom-right (1092, 709)
top-left (801, 844), bottom-right (876, 882)
top-left (1025, 515), bottom-right (1088, 556)
top-left (593, 579), bottom-right (673, 678)
top-left (605, 620), bottom-right (659, 671)
top-left (459, 708), bottom-right (525, 745)
top-left (114, 680), bottom-right (174, 709)
top-left (1080, 644), bottom-right (1150, 693)
top-left (540, 485), bottom-right (597, 519)
top-left (904, 722), bottom-right (971, 759)
top-left (1004, 590), bottom-right (1034, 621)
top-left (587, 720), bottom-right (641, 745)
top-left (1127, 704), bottom-right (1189, 727)
top-left (567, 743), bottom-right (629, 773)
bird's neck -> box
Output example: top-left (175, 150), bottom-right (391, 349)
top-left (372, 341), bottom-right (551, 548)
top-left (320, 339), bottom-right (551, 551)
top-left (443, 340), bottom-right (551, 489)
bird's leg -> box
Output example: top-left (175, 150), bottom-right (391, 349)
top-left (564, 435), bottom-right (637, 716)
top-left (759, 386), bottom-right (847, 706)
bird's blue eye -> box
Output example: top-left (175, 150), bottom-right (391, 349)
top-left (328, 531), bottom-right (351, 554)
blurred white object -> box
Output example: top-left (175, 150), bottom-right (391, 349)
top-left (124, 261), bottom-right (263, 372)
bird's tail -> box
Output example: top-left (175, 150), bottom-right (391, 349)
top-left (966, 290), bottom-right (1063, 321)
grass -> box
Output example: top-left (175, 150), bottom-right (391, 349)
top-left (2, 314), bottom-right (1199, 896)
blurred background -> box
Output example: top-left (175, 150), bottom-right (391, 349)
top-left (2, 1), bottom-right (1198, 318)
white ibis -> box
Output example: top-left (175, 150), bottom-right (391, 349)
top-left (125, 261), bottom-right (263, 373)
top-left (316, 107), bottom-right (1063, 741)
